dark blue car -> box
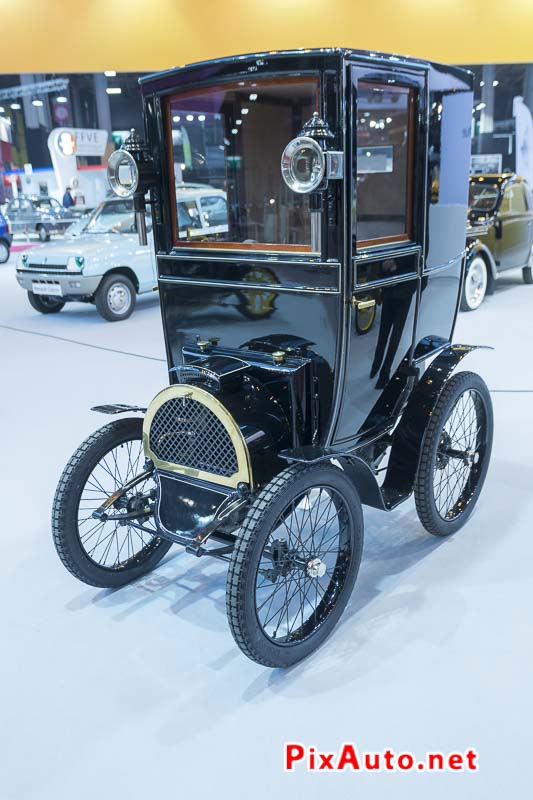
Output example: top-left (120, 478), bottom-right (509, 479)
top-left (0, 210), bottom-right (12, 263)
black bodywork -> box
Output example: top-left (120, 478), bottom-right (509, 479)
top-left (113, 49), bottom-right (476, 547)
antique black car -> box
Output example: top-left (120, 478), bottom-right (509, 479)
top-left (464, 173), bottom-right (533, 310)
top-left (52, 49), bottom-right (493, 667)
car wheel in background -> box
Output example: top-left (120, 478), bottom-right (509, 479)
top-left (37, 224), bottom-right (50, 242)
top-left (0, 240), bottom-right (9, 263)
top-left (27, 291), bottom-right (65, 314)
top-left (522, 266), bottom-right (533, 284)
top-left (95, 273), bottom-right (136, 322)
top-left (461, 255), bottom-right (488, 312)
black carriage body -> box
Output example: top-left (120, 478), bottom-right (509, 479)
top-left (137, 49), bottom-right (473, 517)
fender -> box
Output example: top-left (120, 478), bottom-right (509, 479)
top-left (466, 237), bottom-right (497, 282)
top-left (382, 344), bottom-right (491, 503)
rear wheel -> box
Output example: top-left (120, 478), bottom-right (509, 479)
top-left (95, 273), bottom-right (136, 321)
top-left (52, 417), bottom-right (172, 588)
top-left (27, 290), bottom-right (65, 314)
top-left (461, 256), bottom-right (488, 311)
top-left (523, 266), bottom-right (533, 284)
top-left (226, 463), bottom-right (364, 667)
top-left (414, 372), bottom-right (493, 537)
top-left (37, 224), bottom-right (50, 242)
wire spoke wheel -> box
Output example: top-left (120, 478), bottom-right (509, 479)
top-left (415, 372), bottom-right (493, 536)
top-left (226, 464), bottom-right (364, 667)
top-left (53, 418), bottom-right (172, 587)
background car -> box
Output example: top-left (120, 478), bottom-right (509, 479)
top-left (15, 198), bottom-right (157, 321)
top-left (4, 194), bottom-right (77, 242)
top-left (464, 173), bottom-right (533, 310)
top-left (0, 209), bottom-right (13, 263)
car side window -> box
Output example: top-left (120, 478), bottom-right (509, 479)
top-left (199, 195), bottom-right (228, 228)
top-left (354, 81), bottom-right (415, 249)
top-left (501, 184), bottom-right (528, 214)
top-left (177, 200), bottom-right (202, 237)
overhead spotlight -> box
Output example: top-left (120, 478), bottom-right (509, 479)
top-left (241, 108), bottom-right (249, 115)
top-left (249, 93), bottom-right (258, 101)
top-left (198, 114), bottom-right (206, 122)
top-left (173, 115), bottom-right (181, 123)
top-left (0, 106), bottom-right (4, 113)
top-left (475, 102), bottom-right (486, 111)
top-left (106, 87), bottom-right (122, 95)
top-left (235, 119), bottom-right (242, 125)
top-left (186, 114), bottom-right (194, 122)
top-left (32, 99), bottom-right (44, 107)
top-left (10, 102), bottom-right (21, 110)
top-left (104, 70), bottom-right (117, 77)
top-left (386, 116), bottom-right (392, 123)
top-left (493, 80), bottom-right (499, 87)
top-left (231, 128), bottom-right (238, 134)
top-left (56, 96), bottom-right (68, 103)
top-left (480, 81), bottom-right (484, 87)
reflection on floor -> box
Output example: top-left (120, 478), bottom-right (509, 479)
top-left (1, 257), bottom-right (532, 800)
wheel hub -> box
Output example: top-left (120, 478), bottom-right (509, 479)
top-left (108, 283), bottom-right (130, 313)
top-left (306, 557), bottom-right (327, 578)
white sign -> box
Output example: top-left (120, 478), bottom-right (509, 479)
top-left (50, 127), bottom-right (108, 158)
top-left (470, 154), bottom-right (502, 174)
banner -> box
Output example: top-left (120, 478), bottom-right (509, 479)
top-left (513, 96), bottom-right (533, 185)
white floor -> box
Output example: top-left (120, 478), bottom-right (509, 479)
top-left (1, 259), bottom-right (532, 800)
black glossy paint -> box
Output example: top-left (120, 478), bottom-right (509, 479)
top-left (138, 49), bottom-right (475, 507)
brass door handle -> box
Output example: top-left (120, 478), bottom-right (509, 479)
top-left (351, 297), bottom-right (376, 310)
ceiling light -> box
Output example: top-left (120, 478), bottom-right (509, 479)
top-left (249, 93), bottom-right (258, 101)
top-left (104, 70), bottom-right (116, 77)
top-left (493, 80), bottom-right (499, 87)
top-left (241, 108), bottom-right (249, 115)
top-left (32, 99), bottom-right (43, 107)
top-left (56, 96), bottom-right (67, 103)
top-left (231, 128), bottom-right (238, 134)
top-left (386, 116), bottom-right (392, 123)
top-left (186, 114), bottom-right (194, 122)
top-left (480, 81), bottom-right (484, 87)
top-left (0, 106), bottom-right (4, 113)
top-left (476, 102), bottom-right (486, 111)
top-left (10, 102), bottom-right (21, 110)
top-left (106, 87), bottom-right (122, 95)
top-left (173, 115), bottom-right (181, 123)
top-left (198, 114), bottom-right (206, 122)
top-left (235, 119), bottom-right (242, 125)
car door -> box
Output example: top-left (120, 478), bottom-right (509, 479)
top-left (333, 66), bottom-right (422, 445)
top-left (496, 182), bottom-right (532, 269)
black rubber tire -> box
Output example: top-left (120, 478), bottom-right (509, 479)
top-left (0, 240), bottom-right (9, 263)
top-left (226, 463), bottom-right (364, 667)
top-left (95, 274), bottom-right (136, 322)
top-left (523, 266), bottom-right (533, 284)
top-left (52, 417), bottom-right (172, 588)
top-left (460, 255), bottom-right (488, 312)
top-left (37, 224), bottom-right (50, 242)
top-left (414, 371), bottom-right (493, 537)
top-left (27, 290), bottom-right (65, 314)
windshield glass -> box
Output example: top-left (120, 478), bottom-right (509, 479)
top-left (167, 76), bottom-right (319, 251)
top-left (85, 200), bottom-right (136, 234)
top-left (469, 181), bottom-right (500, 213)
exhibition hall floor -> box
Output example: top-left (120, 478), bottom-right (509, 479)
top-left (1, 259), bottom-right (531, 800)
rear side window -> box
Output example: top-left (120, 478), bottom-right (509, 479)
top-left (354, 82), bottom-right (414, 249)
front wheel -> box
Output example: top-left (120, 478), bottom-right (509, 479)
top-left (52, 417), bottom-right (172, 588)
top-left (95, 274), bottom-right (136, 321)
top-left (0, 240), bottom-right (9, 263)
top-left (414, 371), bottom-right (493, 537)
top-left (226, 463), bottom-right (364, 667)
top-left (461, 256), bottom-right (488, 311)
top-left (27, 290), bottom-right (65, 314)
